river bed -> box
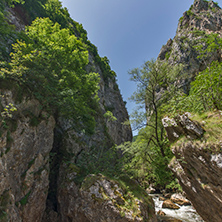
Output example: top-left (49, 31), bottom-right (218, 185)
top-left (150, 194), bottom-right (204, 222)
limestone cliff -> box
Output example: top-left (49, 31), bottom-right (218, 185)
top-left (163, 113), bottom-right (222, 222)
top-left (0, 1), bottom-right (135, 221)
top-left (159, 1), bottom-right (222, 221)
top-left (0, 88), bottom-right (55, 221)
top-left (158, 0), bottom-right (222, 83)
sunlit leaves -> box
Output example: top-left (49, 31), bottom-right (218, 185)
top-left (2, 17), bottom-right (99, 133)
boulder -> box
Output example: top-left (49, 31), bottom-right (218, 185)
top-left (159, 196), bottom-right (166, 201)
top-left (163, 193), bottom-right (172, 199)
top-left (170, 193), bottom-right (191, 206)
top-left (157, 210), bottom-right (166, 216)
top-left (162, 200), bottom-right (180, 210)
top-left (157, 216), bottom-right (183, 222)
top-left (162, 113), bottom-right (205, 142)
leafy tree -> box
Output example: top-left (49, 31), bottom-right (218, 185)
top-left (0, 17), bottom-right (99, 133)
top-left (5, 0), bottom-right (25, 7)
top-left (129, 59), bottom-right (183, 157)
top-left (118, 59), bottom-right (184, 188)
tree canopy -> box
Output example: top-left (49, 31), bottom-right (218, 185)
top-left (0, 17), bottom-right (99, 134)
top-left (119, 59), bottom-right (184, 188)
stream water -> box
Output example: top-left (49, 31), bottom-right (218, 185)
top-left (150, 194), bottom-right (204, 222)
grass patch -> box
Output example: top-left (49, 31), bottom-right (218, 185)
top-left (172, 111), bottom-right (222, 149)
top-left (190, 111), bottom-right (222, 143)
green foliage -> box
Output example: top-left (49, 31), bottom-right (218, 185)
top-left (190, 62), bottom-right (222, 111)
top-left (85, 41), bottom-right (117, 81)
top-left (1, 17), bottom-right (99, 134)
top-left (0, 1), bottom-right (17, 61)
top-left (164, 61), bottom-right (222, 115)
top-left (6, 0), bottom-right (25, 7)
top-left (165, 179), bottom-right (183, 192)
top-left (124, 59), bottom-right (185, 188)
top-left (214, 1), bottom-right (219, 6)
top-left (164, 32), bottom-right (222, 116)
top-left (74, 145), bottom-right (123, 183)
top-left (104, 111), bottom-right (117, 122)
top-left (43, 0), bottom-right (76, 31)
top-left (1, 0), bottom-right (117, 87)
top-left (165, 51), bottom-right (171, 60)
top-left (192, 31), bottom-right (222, 62)
top-left (99, 56), bottom-right (117, 81)
top-left (1, 102), bottom-right (17, 118)
top-left (191, 112), bottom-right (222, 143)
top-left (118, 131), bottom-right (174, 188)
top-left (17, 0), bottom-right (47, 22)
top-left (179, 16), bottom-right (184, 23)
top-left (129, 59), bottom-right (184, 133)
top-left (187, 9), bottom-right (194, 17)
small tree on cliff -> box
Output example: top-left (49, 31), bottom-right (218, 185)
top-left (129, 59), bottom-right (183, 157)
top-left (119, 59), bottom-right (184, 187)
top-left (0, 17), bottom-right (99, 134)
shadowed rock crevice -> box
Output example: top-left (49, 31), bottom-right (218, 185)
top-left (45, 126), bottom-right (64, 213)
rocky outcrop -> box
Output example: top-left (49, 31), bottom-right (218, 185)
top-left (158, 0), bottom-right (222, 82)
top-left (170, 193), bottom-right (191, 206)
top-left (162, 200), bottom-right (180, 210)
top-left (169, 141), bottom-right (222, 222)
top-left (57, 173), bottom-right (157, 222)
top-left (157, 217), bottom-right (182, 222)
top-left (164, 113), bottom-right (222, 222)
top-left (162, 113), bottom-right (205, 142)
top-left (0, 89), bottom-right (55, 221)
top-left (0, 2), bottom-right (133, 222)
top-left (159, 3), bottom-right (222, 220)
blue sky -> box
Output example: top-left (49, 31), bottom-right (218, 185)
top-left (60, 0), bottom-right (222, 119)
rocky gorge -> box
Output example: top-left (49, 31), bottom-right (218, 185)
top-left (0, 0), bottom-right (222, 221)
top-left (0, 1), bottom-right (157, 221)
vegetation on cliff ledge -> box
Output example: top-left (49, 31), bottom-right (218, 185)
top-left (0, 0), bottom-right (118, 134)
top-left (119, 25), bottom-right (222, 190)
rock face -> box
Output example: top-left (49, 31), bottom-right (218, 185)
top-left (0, 89), bottom-right (55, 221)
top-left (159, 2), bottom-right (222, 220)
top-left (58, 174), bottom-right (157, 222)
top-left (158, 0), bottom-right (222, 87)
top-left (162, 200), bottom-right (180, 210)
top-left (170, 193), bottom-right (191, 206)
top-left (0, 2), bottom-right (135, 222)
top-left (169, 141), bottom-right (222, 222)
top-left (162, 113), bottom-right (205, 142)
top-left (163, 114), bottom-right (222, 222)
